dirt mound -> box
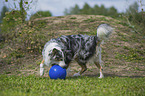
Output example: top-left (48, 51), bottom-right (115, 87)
top-left (0, 15), bottom-right (144, 77)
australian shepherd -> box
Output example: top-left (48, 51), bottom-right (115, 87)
top-left (40, 24), bottom-right (114, 78)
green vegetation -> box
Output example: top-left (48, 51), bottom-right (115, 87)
top-left (123, 2), bottom-right (145, 35)
top-left (0, 15), bottom-right (144, 74)
top-left (0, 1), bottom-right (145, 96)
top-left (1, 10), bottom-right (26, 33)
top-left (64, 3), bottom-right (119, 18)
top-left (0, 6), bottom-right (9, 23)
top-left (0, 15), bottom-right (144, 95)
top-left (64, 2), bottom-right (145, 35)
top-left (30, 11), bottom-right (52, 20)
top-left (0, 75), bottom-right (144, 96)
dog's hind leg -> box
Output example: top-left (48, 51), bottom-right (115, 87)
top-left (94, 61), bottom-right (104, 78)
top-left (94, 46), bottom-right (104, 78)
top-left (40, 59), bottom-right (45, 76)
top-left (73, 62), bottom-right (87, 77)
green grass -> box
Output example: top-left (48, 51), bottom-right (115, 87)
top-left (1, 15), bottom-right (145, 96)
top-left (0, 75), bottom-right (144, 96)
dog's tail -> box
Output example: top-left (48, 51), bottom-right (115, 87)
top-left (97, 24), bottom-right (114, 44)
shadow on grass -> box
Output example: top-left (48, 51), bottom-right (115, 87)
top-left (66, 73), bottom-right (145, 80)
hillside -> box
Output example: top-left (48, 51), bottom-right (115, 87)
top-left (0, 15), bottom-right (145, 77)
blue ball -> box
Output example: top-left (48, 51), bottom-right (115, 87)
top-left (49, 65), bottom-right (67, 79)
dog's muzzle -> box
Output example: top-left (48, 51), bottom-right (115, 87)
top-left (58, 61), bottom-right (67, 69)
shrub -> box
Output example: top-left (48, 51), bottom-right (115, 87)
top-left (30, 11), bottom-right (52, 20)
top-left (124, 2), bottom-right (145, 35)
top-left (1, 10), bottom-right (26, 32)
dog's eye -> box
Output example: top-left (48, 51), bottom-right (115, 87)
top-left (48, 53), bottom-right (52, 56)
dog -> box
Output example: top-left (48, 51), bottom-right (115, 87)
top-left (40, 24), bottom-right (113, 78)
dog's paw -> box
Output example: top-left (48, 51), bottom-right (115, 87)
top-left (40, 68), bottom-right (44, 76)
top-left (73, 73), bottom-right (81, 77)
top-left (98, 75), bottom-right (104, 78)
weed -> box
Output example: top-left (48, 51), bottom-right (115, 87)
top-left (70, 17), bottom-right (77, 19)
top-left (116, 21), bottom-right (128, 26)
top-left (84, 19), bottom-right (96, 22)
top-left (117, 32), bottom-right (129, 42)
top-left (87, 69), bottom-right (93, 72)
top-left (115, 49), bottom-right (144, 62)
top-left (114, 45), bottom-right (120, 48)
top-left (99, 17), bottom-right (108, 21)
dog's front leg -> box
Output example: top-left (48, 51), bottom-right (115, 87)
top-left (40, 59), bottom-right (45, 76)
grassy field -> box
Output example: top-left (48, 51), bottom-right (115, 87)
top-left (0, 75), bottom-right (144, 96)
top-left (0, 15), bottom-right (145, 96)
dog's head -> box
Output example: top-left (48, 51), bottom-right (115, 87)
top-left (49, 48), bottom-right (63, 61)
top-left (48, 48), bottom-right (67, 68)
